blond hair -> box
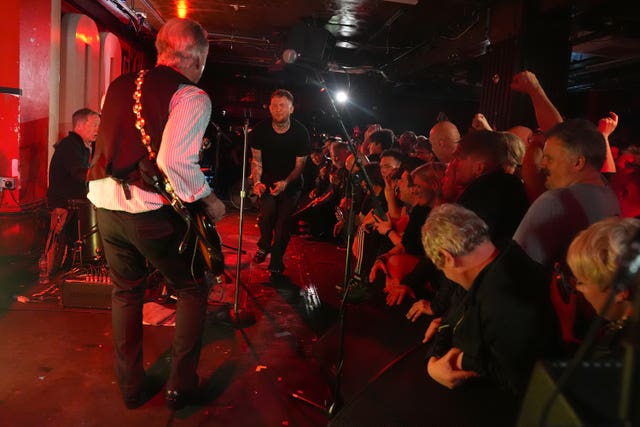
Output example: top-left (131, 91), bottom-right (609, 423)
top-left (422, 204), bottom-right (489, 268)
top-left (567, 217), bottom-right (640, 291)
top-left (411, 161), bottom-right (446, 197)
top-left (155, 18), bottom-right (208, 68)
top-left (499, 131), bottom-right (525, 169)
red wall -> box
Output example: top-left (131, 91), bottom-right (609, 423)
top-left (19, 0), bottom-right (52, 208)
top-left (0, 0), bottom-right (50, 256)
top-left (0, 0), bottom-right (21, 212)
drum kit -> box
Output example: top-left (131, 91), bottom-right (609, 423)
top-left (44, 199), bottom-right (107, 284)
top-left (67, 199), bottom-right (104, 267)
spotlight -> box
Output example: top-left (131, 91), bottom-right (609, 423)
top-left (335, 91), bottom-right (348, 104)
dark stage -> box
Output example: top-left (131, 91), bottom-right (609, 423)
top-left (0, 208), bottom-right (520, 426)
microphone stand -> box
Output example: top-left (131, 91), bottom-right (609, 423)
top-left (209, 120), bottom-right (246, 255)
top-left (216, 115), bottom-right (256, 328)
top-left (291, 70), bottom-right (382, 420)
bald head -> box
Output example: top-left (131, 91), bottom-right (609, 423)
top-left (507, 126), bottom-right (533, 146)
top-left (429, 121), bottom-right (460, 163)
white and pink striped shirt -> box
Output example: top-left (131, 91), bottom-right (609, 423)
top-left (88, 84), bottom-right (212, 213)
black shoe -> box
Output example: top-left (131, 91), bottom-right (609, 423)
top-left (123, 377), bottom-right (162, 409)
top-left (124, 394), bottom-right (145, 410)
top-left (269, 267), bottom-right (286, 281)
top-left (253, 249), bottom-right (268, 264)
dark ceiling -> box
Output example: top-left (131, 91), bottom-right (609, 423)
top-left (68, 0), bottom-right (640, 95)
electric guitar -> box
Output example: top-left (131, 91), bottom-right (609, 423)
top-left (139, 158), bottom-right (225, 275)
top-left (190, 202), bottom-right (225, 275)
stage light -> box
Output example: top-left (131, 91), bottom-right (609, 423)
top-left (335, 91), bottom-right (348, 104)
top-left (177, 1), bottom-right (188, 18)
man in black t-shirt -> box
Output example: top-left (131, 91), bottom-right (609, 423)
top-left (250, 89), bottom-right (311, 276)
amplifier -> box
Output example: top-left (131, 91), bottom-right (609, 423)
top-left (62, 273), bottom-right (112, 309)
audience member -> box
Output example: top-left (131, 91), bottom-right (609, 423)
top-left (370, 162), bottom-right (446, 306)
top-left (566, 217), bottom-right (638, 358)
top-left (499, 131), bottom-right (526, 176)
top-left (358, 123), bottom-right (382, 158)
top-left (367, 128), bottom-right (395, 162)
top-left (514, 119), bottom-right (620, 270)
top-left (449, 130), bottom-right (529, 247)
top-left (398, 130), bottom-right (417, 154)
top-left (422, 204), bottom-right (559, 394)
top-left (610, 166), bottom-right (640, 218)
top-left (513, 119), bottom-right (621, 344)
top-left (429, 121), bottom-right (460, 163)
top-left (412, 135), bottom-right (436, 163)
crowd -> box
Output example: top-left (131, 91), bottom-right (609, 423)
top-left (47, 16), bottom-right (636, 410)
top-left (289, 70), bottom-right (638, 396)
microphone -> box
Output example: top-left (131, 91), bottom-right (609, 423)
top-left (282, 49), bottom-right (299, 64)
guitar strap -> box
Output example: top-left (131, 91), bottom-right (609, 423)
top-left (131, 70), bottom-right (218, 264)
top-left (131, 70), bottom-right (193, 233)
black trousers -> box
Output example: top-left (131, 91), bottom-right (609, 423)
top-left (96, 206), bottom-right (208, 399)
top-left (257, 190), bottom-right (301, 271)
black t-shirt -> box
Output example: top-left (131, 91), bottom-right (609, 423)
top-left (456, 170), bottom-right (529, 249)
top-left (249, 119), bottom-right (311, 192)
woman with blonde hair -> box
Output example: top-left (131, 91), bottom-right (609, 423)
top-left (567, 216), bottom-right (639, 357)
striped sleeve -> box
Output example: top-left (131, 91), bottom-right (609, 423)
top-left (157, 84), bottom-right (212, 203)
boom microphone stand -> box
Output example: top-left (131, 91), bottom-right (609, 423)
top-left (291, 70), bottom-right (382, 419)
top-left (215, 114), bottom-right (256, 328)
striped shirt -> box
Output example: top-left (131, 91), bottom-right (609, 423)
top-left (88, 84), bottom-right (212, 213)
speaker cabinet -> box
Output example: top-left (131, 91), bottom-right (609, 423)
top-left (517, 358), bottom-right (639, 427)
top-left (62, 274), bottom-right (112, 309)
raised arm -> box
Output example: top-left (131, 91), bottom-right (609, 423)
top-left (511, 71), bottom-right (563, 132)
top-left (598, 111), bottom-right (618, 174)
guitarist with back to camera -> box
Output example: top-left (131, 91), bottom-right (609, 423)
top-left (87, 18), bottom-right (225, 411)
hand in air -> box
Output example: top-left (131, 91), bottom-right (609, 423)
top-left (510, 70), bottom-right (542, 95)
top-left (598, 111), bottom-right (618, 138)
top-left (471, 113), bottom-right (492, 131)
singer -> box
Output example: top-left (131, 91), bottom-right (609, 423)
top-left (250, 89), bottom-right (311, 277)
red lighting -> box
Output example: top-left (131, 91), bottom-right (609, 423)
top-left (176, 1), bottom-right (188, 18)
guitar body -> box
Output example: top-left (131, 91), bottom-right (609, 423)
top-left (138, 158), bottom-right (225, 275)
top-left (190, 203), bottom-right (225, 275)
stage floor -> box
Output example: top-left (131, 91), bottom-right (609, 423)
top-left (0, 209), bottom-right (519, 426)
